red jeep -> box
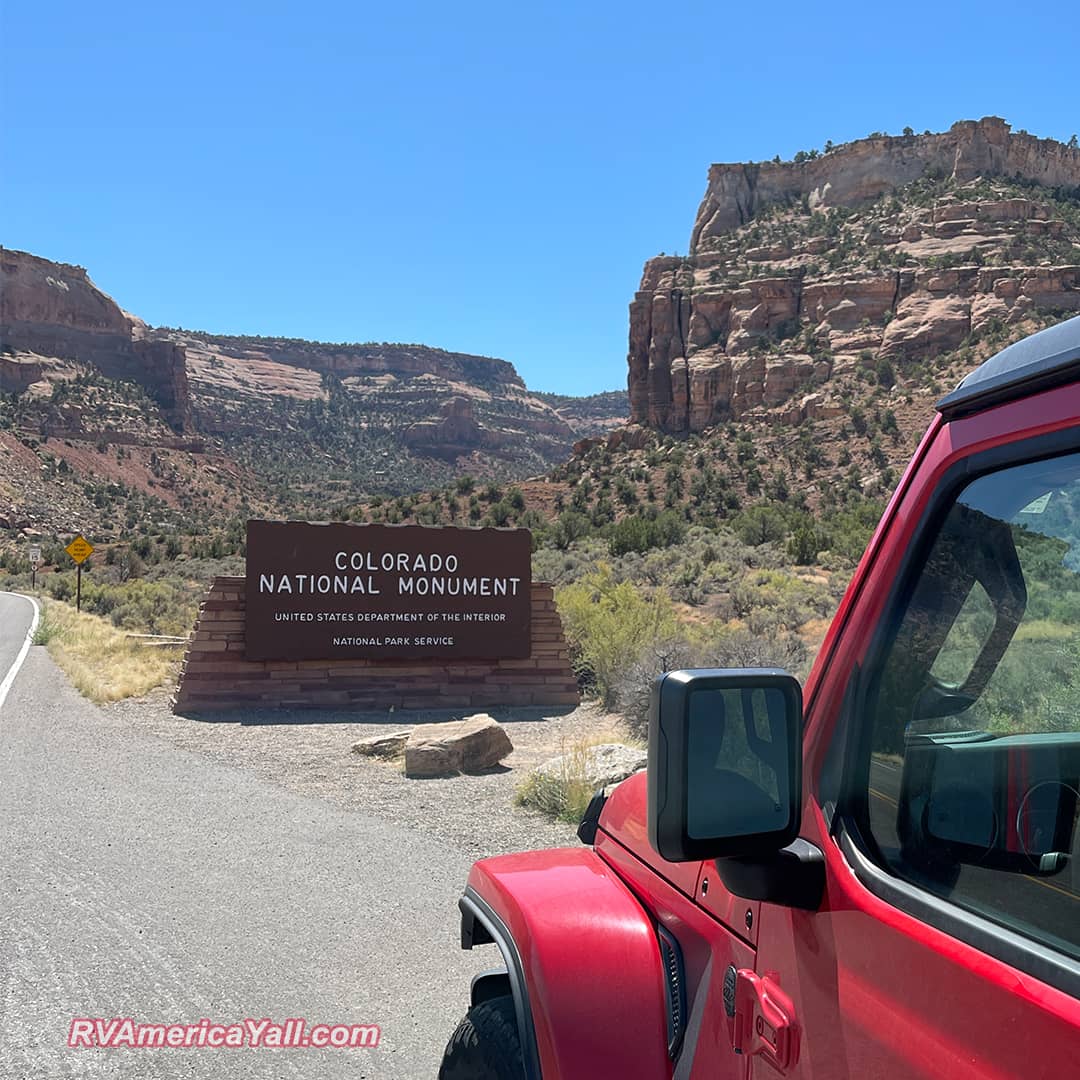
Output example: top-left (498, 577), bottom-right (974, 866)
top-left (439, 315), bottom-right (1080, 1079)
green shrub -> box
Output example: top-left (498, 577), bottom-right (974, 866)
top-left (556, 568), bottom-right (680, 708)
top-left (787, 524), bottom-right (820, 564)
top-left (32, 608), bottom-right (65, 645)
top-left (818, 497), bottom-right (885, 563)
top-left (514, 736), bottom-right (640, 823)
top-left (551, 511), bottom-right (593, 550)
top-left (607, 511), bottom-right (687, 556)
top-left (617, 627), bottom-right (809, 741)
top-left (733, 505), bottom-right (787, 547)
top-left (45, 573), bottom-right (198, 636)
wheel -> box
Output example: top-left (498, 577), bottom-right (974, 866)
top-left (438, 994), bottom-right (524, 1079)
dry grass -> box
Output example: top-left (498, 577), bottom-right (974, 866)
top-left (514, 726), bottom-right (643, 823)
top-left (798, 616), bottom-right (832, 651)
top-left (36, 599), bottom-right (184, 704)
top-left (1014, 619), bottom-right (1074, 643)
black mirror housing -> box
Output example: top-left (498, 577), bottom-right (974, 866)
top-left (648, 669), bottom-right (803, 862)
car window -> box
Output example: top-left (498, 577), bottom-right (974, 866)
top-left (928, 581), bottom-right (995, 690)
top-left (865, 450), bottom-right (1080, 962)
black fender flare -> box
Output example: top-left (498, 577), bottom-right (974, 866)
top-left (460, 887), bottom-right (543, 1080)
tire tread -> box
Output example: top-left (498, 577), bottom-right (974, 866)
top-left (439, 995), bottom-right (523, 1080)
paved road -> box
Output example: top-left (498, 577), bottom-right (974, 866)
top-left (0, 593), bottom-right (34, 706)
top-left (0, 594), bottom-right (491, 1079)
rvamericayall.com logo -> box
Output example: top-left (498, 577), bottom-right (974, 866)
top-left (68, 1016), bottom-right (380, 1050)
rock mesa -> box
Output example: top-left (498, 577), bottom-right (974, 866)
top-left (628, 119), bottom-right (1080, 433)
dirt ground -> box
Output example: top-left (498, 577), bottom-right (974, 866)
top-left (102, 691), bottom-right (630, 861)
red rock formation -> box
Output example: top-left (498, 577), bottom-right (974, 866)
top-left (403, 396), bottom-right (503, 457)
top-left (166, 330), bottom-right (524, 390)
top-left (0, 248), bottom-right (193, 431)
top-left (691, 118), bottom-right (1080, 249)
top-left (628, 120), bottom-right (1080, 433)
top-left (0, 250), bottom-right (550, 445)
top-left (0, 355), bottom-right (45, 394)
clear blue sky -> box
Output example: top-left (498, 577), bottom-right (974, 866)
top-left (3, 2), bottom-right (1077, 395)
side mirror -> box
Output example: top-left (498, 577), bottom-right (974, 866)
top-left (648, 669), bottom-right (803, 862)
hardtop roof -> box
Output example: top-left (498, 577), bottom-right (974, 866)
top-left (936, 313), bottom-right (1080, 419)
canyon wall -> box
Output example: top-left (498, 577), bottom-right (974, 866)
top-left (0, 248), bottom-right (192, 430)
top-left (163, 330), bottom-right (526, 390)
top-left (629, 119), bottom-right (1080, 433)
top-left (691, 117), bottom-right (1080, 249)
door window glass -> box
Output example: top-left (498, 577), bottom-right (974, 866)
top-left (865, 450), bottom-right (1080, 961)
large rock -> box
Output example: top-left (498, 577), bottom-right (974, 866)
top-left (351, 731), bottom-right (412, 759)
top-left (535, 743), bottom-right (647, 791)
top-left (402, 397), bottom-right (505, 458)
top-left (0, 355), bottom-right (45, 394)
top-left (803, 274), bottom-right (898, 330)
top-left (404, 714), bottom-right (514, 778)
top-left (880, 294), bottom-right (973, 359)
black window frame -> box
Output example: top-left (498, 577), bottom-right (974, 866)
top-left (831, 423), bottom-right (1080, 1001)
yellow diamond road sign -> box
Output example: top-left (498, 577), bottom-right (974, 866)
top-left (65, 535), bottom-right (95, 564)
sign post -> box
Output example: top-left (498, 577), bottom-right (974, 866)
top-left (65, 535), bottom-right (95, 612)
top-left (29, 544), bottom-right (41, 590)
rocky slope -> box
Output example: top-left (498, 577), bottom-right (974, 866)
top-left (162, 324), bottom-right (581, 495)
top-left (533, 390), bottom-right (629, 439)
top-left (0, 247), bottom-right (618, 536)
top-left (364, 121), bottom-right (1080, 550)
top-left (629, 118), bottom-right (1080, 434)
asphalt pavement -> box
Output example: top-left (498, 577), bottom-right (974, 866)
top-left (0, 594), bottom-right (491, 1079)
top-left (0, 593), bottom-right (35, 709)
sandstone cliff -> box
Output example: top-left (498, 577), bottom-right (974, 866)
top-left (0, 249), bottom-right (192, 430)
top-left (629, 119), bottom-right (1080, 433)
top-left (691, 118), bottom-right (1080, 248)
top-left (403, 396), bottom-right (503, 457)
top-left (0, 247), bottom-right (598, 533)
top-left (165, 328), bottom-right (525, 394)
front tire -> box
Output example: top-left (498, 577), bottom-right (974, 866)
top-left (439, 994), bottom-right (524, 1079)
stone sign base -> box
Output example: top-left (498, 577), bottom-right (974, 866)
top-left (172, 577), bottom-right (580, 713)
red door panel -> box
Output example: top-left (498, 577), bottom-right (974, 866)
top-left (696, 862), bottom-right (759, 949)
top-left (751, 805), bottom-right (1080, 1078)
top-left (602, 771), bottom-right (757, 947)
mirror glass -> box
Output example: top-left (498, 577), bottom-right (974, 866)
top-left (685, 686), bottom-right (794, 840)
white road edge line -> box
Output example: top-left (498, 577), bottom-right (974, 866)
top-left (0, 592), bottom-right (40, 713)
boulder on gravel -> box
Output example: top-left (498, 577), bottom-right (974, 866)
top-left (404, 714), bottom-right (513, 778)
top-left (536, 743), bottom-right (647, 790)
top-left (351, 731), bottom-right (412, 759)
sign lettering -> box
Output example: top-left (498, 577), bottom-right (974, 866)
top-left (245, 521), bottom-right (532, 661)
top-left (65, 535), bottom-right (94, 564)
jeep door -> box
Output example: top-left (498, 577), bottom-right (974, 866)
top-left (751, 392), bottom-right (1080, 1078)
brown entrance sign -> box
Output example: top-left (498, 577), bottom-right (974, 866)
top-left (245, 521), bottom-right (532, 662)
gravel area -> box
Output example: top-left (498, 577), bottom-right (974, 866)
top-left (103, 692), bottom-right (631, 860)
